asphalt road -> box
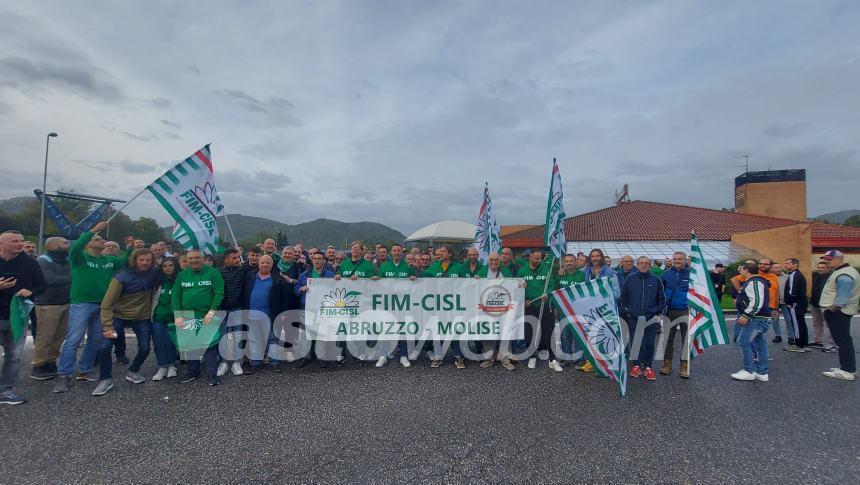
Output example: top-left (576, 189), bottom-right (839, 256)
top-left (2, 318), bottom-right (858, 484)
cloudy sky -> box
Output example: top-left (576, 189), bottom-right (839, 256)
top-left (1, 0), bottom-right (858, 235)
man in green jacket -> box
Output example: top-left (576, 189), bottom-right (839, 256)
top-left (373, 243), bottom-right (416, 368)
top-left (54, 222), bottom-right (131, 393)
top-left (331, 241), bottom-right (375, 366)
top-left (423, 246), bottom-right (467, 368)
top-left (554, 253), bottom-right (585, 367)
top-left (516, 249), bottom-right (561, 372)
top-left (172, 249), bottom-right (225, 385)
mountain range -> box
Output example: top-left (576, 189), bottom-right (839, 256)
top-left (214, 214), bottom-right (406, 248)
top-left (813, 209), bottom-right (860, 224)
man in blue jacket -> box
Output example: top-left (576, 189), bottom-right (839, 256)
top-left (621, 256), bottom-right (666, 381)
top-left (294, 252), bottom-right (335, 368)
top-left (660, 251), bottom-right (691, 378)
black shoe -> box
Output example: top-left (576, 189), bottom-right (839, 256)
top-left (807, 341), bottom-right (824, 349)
top-left (269, 363), bottom-right (283, 373)
top-left (29, 366), bottom-right (55, 381)
top-left (116, 355), bottom-right (129, 365)
top-left (45, 362), bottom-right (58, 374)
top-left (180, 373), bottom-right (199, 383)
top-left (772, 336), bottom-right (782, 343)
top-left (787, 338), bottom-right (796, 345)
top-left (208, 376), bottom-right (221, 386)
top-left (295, 358), bottom-right (310, 369)
top-left (319, 360), bottom-right (328, 369)
top-left (242, 363), bottom-right (258, 375)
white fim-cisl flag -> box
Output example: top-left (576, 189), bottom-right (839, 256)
top-left (147, 145), bottom-right (224, 254)
top-left (473, 182), bottom-right (501, 264)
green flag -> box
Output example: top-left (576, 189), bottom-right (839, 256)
top-left (544, 158), bottom-right (567, 259)
top-left (10, 295), bottom-right (34, 342)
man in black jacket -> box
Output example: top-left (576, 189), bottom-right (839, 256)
top-left (31, 237), bottom-right (71, 380)
top-left (218, 249), bottom-right (246, 377)
top-left (0, 231), bottom-right (46, 404)
top-left (782, 258), bottom-right (809, 350)
top-left (620, 256), bottom-right (666, 381)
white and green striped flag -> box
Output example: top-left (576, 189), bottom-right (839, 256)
top-left (147, 145), bottom-right (224, 254)
top-left (544, 158), bottom-right (567, 259)
top-left (687, 232), bottom-right (729, 359)
top-left (552, 277), bottom-right (627, 396)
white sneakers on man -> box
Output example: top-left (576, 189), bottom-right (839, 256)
top-left (731, 370), bottom-right (755, 381)
top-left (399, 356), bottom-right (411, 368)
top-left (231, 362), bottom-right (244, 376)
top-left (549, 360), bottom-right (564, 372)
top-left (216, 362), bottom-right (229, 377)
top-left (527, 358), bottom-right (537, 369)
top-left (152, 368), bottom-right (167, 381)
top-left (823, 369), bottom-right (856, 381)
top-left (375, 356), bottom-right (388, 368)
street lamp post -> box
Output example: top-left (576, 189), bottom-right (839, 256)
top-left (38, 132), bottom-right (58, 253)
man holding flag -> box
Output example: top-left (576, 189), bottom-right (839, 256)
top-left (145, 145), bottom-right (229, 255)
top-left (686, 233), bottom-right (730, 372)
top-left (0, 230), bottom-right (46, 405)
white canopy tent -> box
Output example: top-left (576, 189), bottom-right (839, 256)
top-left (405, 220), bottom-right (475, 245)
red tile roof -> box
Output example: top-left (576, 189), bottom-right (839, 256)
top-left (503, 200), bottom-right (860, 243)
top-left (810, 222), bottom-right (860, 239)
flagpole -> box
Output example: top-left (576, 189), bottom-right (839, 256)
top-left (222, 213), bottom-right (239, 248)
top-left (106, 186), bottom-right (149, 223)
top-left (536, 255), bottom-right (555, 325)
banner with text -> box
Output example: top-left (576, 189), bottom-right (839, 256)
top-left (304, 278), bottom-right (525, 341)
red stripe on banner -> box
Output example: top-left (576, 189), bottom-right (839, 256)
top-left (556, 290), bottom-right (614, 378)
top-left (689, 288), bottom-right (711, 306)
top-left (195, 147), bottom-right (213, 172)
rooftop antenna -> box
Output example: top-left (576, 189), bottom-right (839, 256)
top-left (734, 154), bottom-right (750, 174)
top-left (614, 183), bottom-right (630, 205)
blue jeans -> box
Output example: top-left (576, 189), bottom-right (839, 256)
top-left (628, 317), bottom-right (660, 369)
top-left (152, 321), bottom-right (177, 367)
top-left (219, 310), bottom-right (243, 363)
top-left (780, 304), bottom-right (796, 341)
top-left (432, 340), bottom-right (463, 359)
top-left (57, 303), bottom-right (102, 376)
top-left (737, 317), bottom-right (771, 374)
top-left (187, 346), bottom-right (219, 378)
top-left (113, 319), bottom-right (128, 359)
top-left (1, 324), bottom-right (27, 393)
top-left (98, 319), bottom-right (152, 379)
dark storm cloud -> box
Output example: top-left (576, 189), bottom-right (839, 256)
top-left (0, 56), bottom-right (122, 101)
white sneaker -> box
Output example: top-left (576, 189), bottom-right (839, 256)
top-left (152, 367), bottom-right (167, 381)
top-left (527, 358), bottom-right (537, 369)
top-left (538, 350), bottom-right (549, 361)
top-left (230, 362), bottom-right (244, 376)
top-left (731, 370), bottom-right (756, 381)
top-left (400, 356), bottom-right (411, 368)
top-left (375, 356), bottom-right (388, 368)
top-left (166, 366), bottom-right (178, 378)
top-left (823, 369), bottom-right (856, 381)
top-left (549, 360), bottom-right (564, 372)
top-left (358, 353), bottom-right (369, 362)
top-left (216, 362), bottom-right (229, 377)
top-left (753, 373), bottom-right (769, 382)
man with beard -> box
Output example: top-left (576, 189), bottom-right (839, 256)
top-left (92, 248), bottom-right (160, 396)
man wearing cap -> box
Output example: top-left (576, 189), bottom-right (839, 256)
top-left (819, 250), bottom-right (860, 381)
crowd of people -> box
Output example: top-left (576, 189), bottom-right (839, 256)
top-left (0, 223), bottom-right (858, 405)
